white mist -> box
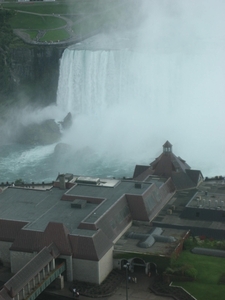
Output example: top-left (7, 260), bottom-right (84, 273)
top-left (56, 0), bottom-right (225, 177)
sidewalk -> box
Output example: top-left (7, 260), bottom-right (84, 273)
top-left (108, 273), bottom-right (174, 300)
top-left (45, 271), bottom-right (174, 300)
top-left (0, 266), bottom-right (174, 300)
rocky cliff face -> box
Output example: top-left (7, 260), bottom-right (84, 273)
top-left (11, 45), bottom-right (64, 82)
top-left (9, 44), bottom-right (66, 106)
top-left (0, 44), bottom-right (66, 143)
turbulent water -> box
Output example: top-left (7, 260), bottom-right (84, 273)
top-left (0, 1), bottom-right (225, 183)
top-left (0, 143), bottom-right (135, 183)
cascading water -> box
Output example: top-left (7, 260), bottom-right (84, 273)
top-left (0, 1), bottom-right (224, 183)
top-left (56, 46), bottom-right (183, 116)
top-left (55, 34), bottom-right (225, 180)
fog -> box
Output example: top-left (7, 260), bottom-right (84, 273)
top-left (54, 0), bottom-right (225, 177)
top-left (1, 0), bottom-right (224, 182)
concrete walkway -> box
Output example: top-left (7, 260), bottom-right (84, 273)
top-left (46, 272), bottom-right (174, 300)
top-left (108, 274), bottom-right (174, 300)
top-left (1, 266), bottom-right (174, 300)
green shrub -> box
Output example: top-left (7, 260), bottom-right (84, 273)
top-left (165, 267), bottom-right (174, 274)
top-left (166, 263), bottom-right (197, 279)
top-left (185, 267), bottom-right (198, 279)
top-left (218, 273), bottom-right (225, 285)
top-left (15, 178), bottom-right (24, 186)
top-left (183, 236), bottom-right (196, 250)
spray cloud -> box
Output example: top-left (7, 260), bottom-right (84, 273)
top-left (55, 0), bottom-right (225, 177)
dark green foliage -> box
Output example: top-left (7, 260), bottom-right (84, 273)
top-left (183, 236), bottom-right (197, 250)
top-left (184, 267), bottom-right (198, 279)
top-left (184, 236), bottom-right (225, 251)
top-left (172, 250), bottom-right (225, 300)
top-left (165, 267), bottom-right (174, 274)
top-left (165, 264), bottom-right (198, 279)
top-left (0, 9), bottom-right (15, 97)
top-left (218, 273), bottom-right (225, 285)
top-left (15, 178), bottom-right (24, 186)
top-left (0, 9), bottom-right (14, 25)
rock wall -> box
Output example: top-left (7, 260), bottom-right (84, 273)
top-left (11, 45), bottom-right (64, 82)
top-left (9, 44), bottom-right (66, 106)
top-left (0, 44), bottom-right (67, 142)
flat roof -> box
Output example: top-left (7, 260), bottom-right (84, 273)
top-left (66, 180), bottom-right (152, 224)
top-left (0, 179), bottom-right (153, 235)
top-left (0, 187), bottom-right (98, 234)
top-left (152, 180), bottom-right (225, 234)
top-left (114, 222), bottom-right (187, 257)
top-left (186, 185), bottom-right (225, 210)
top-left (75, 176), bottom-right (120, 187)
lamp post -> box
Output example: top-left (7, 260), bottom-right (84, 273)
top-left (123, 262), bottom-right (129, 300)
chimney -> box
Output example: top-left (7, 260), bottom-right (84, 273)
top-left (58, 174), bottom-right (66, 189)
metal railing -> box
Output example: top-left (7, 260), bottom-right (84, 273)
top-left (26, 263), bottom-right (66, 300)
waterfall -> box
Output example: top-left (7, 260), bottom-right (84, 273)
top-left (56, 46), bottom-right (185, 117)
top-left (55, 34), bottom-right (225, 178)
top-left (1, 1), bottom-right (225, 183)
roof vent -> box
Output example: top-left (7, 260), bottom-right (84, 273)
top-left (58, 174), bottom-right (66, 189)
top-left (71, 199), bottom-right (87, 209)
top-left (127, 227), bottom-right (175, 248)
top-left (76, 176), bottom-right (100, 185)
top-left (135, 182), bottom-right (143, 189)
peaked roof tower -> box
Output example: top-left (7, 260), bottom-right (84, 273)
top-left (150, 141), bottom-right (190, 178)
top-left (133, 141), bottom-right (203, 190)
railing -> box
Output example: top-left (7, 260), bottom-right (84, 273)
top-left (26, 263), bottom-right (66, 300)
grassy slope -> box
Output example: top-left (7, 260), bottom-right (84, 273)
top-left (2, 1), bottom-right (92, 14)
top-left (3, 0), bottom-right (125, 42)
top-left (172, 251), bottom-right (225, 300)
top-left (40, 29), bottom-right (70, 42)
top-left (2, 0), bottom-right (120, 15)
top-left (10, 13), bottom-right (66, 30)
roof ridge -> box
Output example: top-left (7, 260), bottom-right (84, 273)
top-left (44, 222), bottom-right (72, 255)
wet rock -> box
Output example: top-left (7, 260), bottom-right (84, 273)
top-left (17, 119), bottom-right (61, 146)
top-left (54, 142), bottom-right (72, 156)
top-left (60, 112), bottom-right (72, 130)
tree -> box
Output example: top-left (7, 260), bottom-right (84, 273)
top-left (0, 10), bottom-right (15, 97)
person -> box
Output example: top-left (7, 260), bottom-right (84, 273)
top-left (72, 288), bottom-right (76, 297)
top-left (76, 291), bottom-right (80, 298)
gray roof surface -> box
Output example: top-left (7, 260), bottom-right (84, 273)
top-left (0, 180), bottom-right (152, 235)
top-left (0, 219), bottom-right (28, 242)
top-left (133, 165), bottom-right (151, 179)
top-left (66, 180), bottom-right (152, 224)
top-left (0, 187), bottom-right (98, 234)
top-left (186, 189), bottom-right (225, 209)
top-left (114, 222), bottom-right (187, 256)
top-left (4, 245), bottom-right (59, 297)
top-left (152, 180), bottom-right (225, 238)
top-left (171, 171), bottom-right (196, 190)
